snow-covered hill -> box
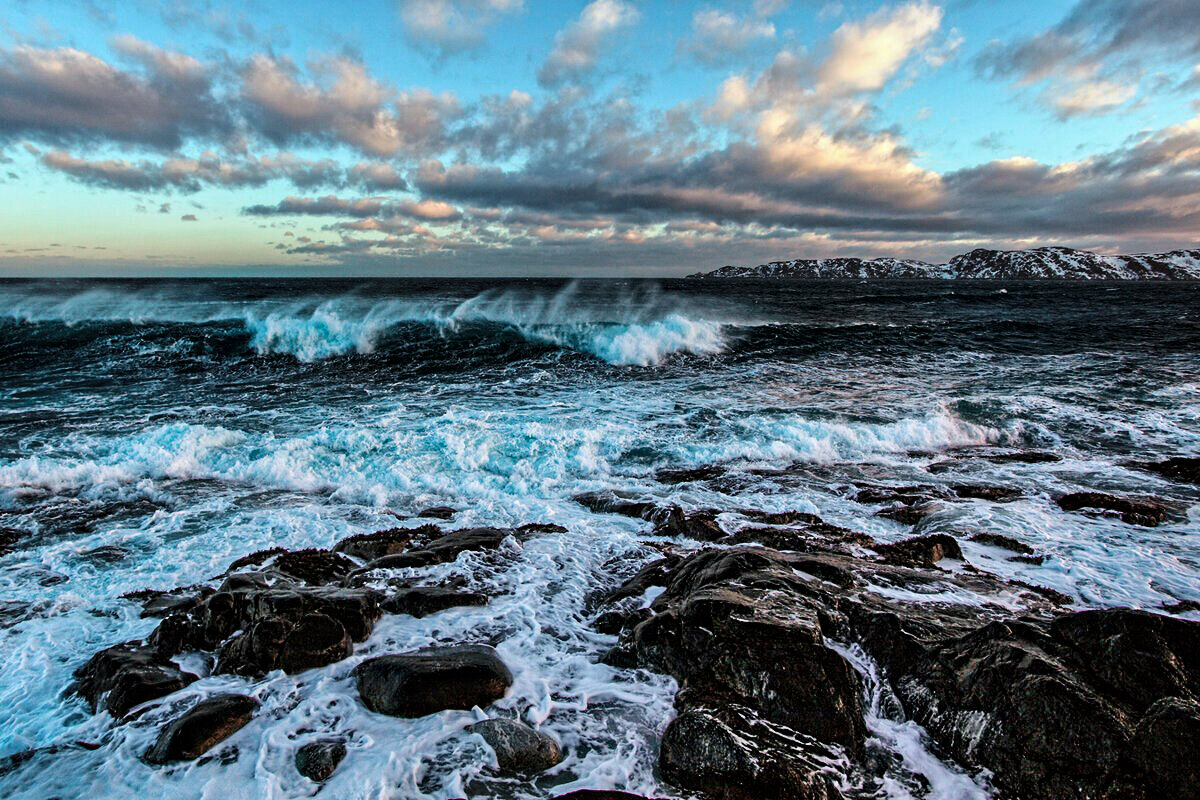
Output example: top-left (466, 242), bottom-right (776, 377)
top-left (689, 246), bottom-right (1200, 280)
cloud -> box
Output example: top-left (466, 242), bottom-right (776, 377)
top-left (0, 43), bottom-right (228, 149)
top-left (241, 55), bottom-right (459, 156)
top-left (538, 0), bottom-right (639, 86)
top-left (817, 1), bottom-right (943, 95)
top-left (678, 9), bottom-right (775, 67)
top-left (397, 0), bottom-right (524, 55)
top-left (180, 213), bottom-right (197, 221)
top-left (1049, 79), bottom-right (1137, 119)
top-left (244, 195), bottom-right (462, 221)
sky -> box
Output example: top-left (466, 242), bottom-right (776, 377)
top-left (0, 0), bottom-right (1198, 276)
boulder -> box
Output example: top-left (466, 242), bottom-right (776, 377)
top-left (73, 642), bottom-right (198, 718)
top-left (1123, 696), bottom-right (1200, 800)
top-left (417, 505), bottom-right (457, 520)
top-left (122, 585), bottom-right (214, 619)
top-left (0, 527), bottom-right (27, 554)
top-left (357, 528), bottom-right (509, 570)
top-left (354, 644), bottom-right (512, 717)
top-left (967, 532), bottom-right (1035, 554)
top-left (654, 465), bottom-right (726, 484)
top-left (215, 612), bottom-right (352, 676)
top-left (952, 484), bottom-right (1022, 501)
top-left (468, 718), bottom-right (563, 774)
top-left (269, 549), bottom-right (357, 585)
top-left (1137, 456), bottom-right (1200, 485)
top-left (659, 704), bottom-right (845, 800)
top-left (381, 587), bottom-right (488, 618)
top-left (334, 526), bottom-right (425, 561)
top-left (871, 534), bottom-right (963, 567)
top-left (1056, 492), bottom-right (1167, 526)
top-left (144, 693), bottom-right (259, 764)
top-left (295, 738), bottom-right (347, 782)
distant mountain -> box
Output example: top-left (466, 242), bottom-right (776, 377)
top-left (688, 246), bottom-right (1200, 280)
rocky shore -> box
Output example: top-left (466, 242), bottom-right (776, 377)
top-left (15, 456), bottom-right (1199, 798)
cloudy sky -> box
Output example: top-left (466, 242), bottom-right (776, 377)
top-left (1, 0), bottom-right (1198, 275)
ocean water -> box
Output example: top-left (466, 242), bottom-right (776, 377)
top-left (1, 278), bottom-right (1197, 799)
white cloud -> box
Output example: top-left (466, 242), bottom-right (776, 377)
top-left (397, 0), bottom-right (524, 54)
top-left (817, 1), bottom-right (943, 94)
top-left (1050, 79), bottom-right (1137, 118)
top-left (538, 0), bottom-right (639, 86)
top-left (679, 9), bottom-right (776, 66)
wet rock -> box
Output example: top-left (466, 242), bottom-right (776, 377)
top-left (417, 505), bottom-right (457, 520)
top-left (1162, 599), bottom-right (1200, 615)
top-left (215, 612), bottom-right (352, 676)
top-left (1123, 696), bottom-right (1200, 800)
top-left (1136, 456), bottom-right (1200, 485)
top-left (295, 738), bottom-right (347, 782)
top-left (655, 465), bottom-right (726, 484)
top-left (554, 792), bottom-right (666, 800)
top-left (874, 502), bottom-right (941, 525)
top-left (73, 642), bottom-right (198, 718)
top-left (334, 526), bottom-right (425, 561)
top-left (354, 644), bottom-right (512, 717)
top-left (652, 507), bottom-right (724, 541)
top-left (984, 450), bottom-right (1062, 464)
top-left (572, 491), bottom-right (661, 520)
top-left (594, 556), bottom-right (681, 609)
top-left (967, 532), bottom-right (1035, 554)
top-left (1056, 492), bottom-right (1168, 526)
top-left (468, 718), bottom-right (563, 774)
top-left (952, 484), bottom-right (1022, 501)
top-left (659, 704), bottom-right (845, 800)
top-left (76, 545), bottom-right (130, 564)
top-left (516, 522), bottom-right (568, 534)
top-left (625, 548), bottom-right (866, 751)
top-left (0, 527), bottom-right (27, 554)
top-left (854, 485), bottom-right (948, 505)
top-left (871, 534), bottom-right (963, 567)
top-left (122, 586), bottom-right (215, 619)
top-left (144, 693), bottom-right (259, 764)
top-left (269, 549), bottom-right (357, 585)
top-left (381, 587), bottom-right (488, 617)
top-left (357, 527), bottom-right (509, 571)
top-left (225, 547), bottom-right (287, 573)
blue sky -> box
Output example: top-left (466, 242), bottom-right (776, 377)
top-left (1, 0), bottom-right (1198, 275)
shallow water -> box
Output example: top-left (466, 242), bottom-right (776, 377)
top-left (1, 278), bottom-right (1197, 798)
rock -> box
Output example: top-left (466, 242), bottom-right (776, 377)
top-left (625, 548), bottom-right (866, 751)
top-left (875, 502), bottom-right (941, 525)
top-left (295, 738), bottom-right (347, 782)
top-left (0, 527), bottom-right (27, 554)
top-left (225, 547), bottom-right (287, 573)
top-left (983, 450), bottom-right (1062, 464)
top-left (334, 526), bottom-right (425, 561)
top-left (653, 507), bottom-right (724, 541)
top-left (1056, 492), bottom-right (1168, 526)
top-left (516, 522), bottom-right (568, 534)
top-left (417, 505), bottom-right (457, 520)
top-left (968, 532), bottom-right (1035, 554)
top-left (73, 642), bottom-right (198, 718)
top-left (76, 545), bottom-right (130, 564)
top-left (952, 484), bottom-right (1022, 501)
top-left (354, 645), bottom-right (512, 717)
top-left (572, 491), bottom-right (662, 520)
top-left (659, 704), bottom-right (845, 800)
top-left (468, 718), bottom-right (563, 774)
top-left (215, 612), bottom-right (352, 676)
top-left (554, 792), bottom-right (665, 800)
top-left (1124, 696), bottom-right (1200, 800)
top-left (381, 587), bottom-right (488, 617)
top-left (1136, 456), bottom-right (1200, 485)
top-left (144, 693), bottom-right (259, 764)
top-left (871, 534), bottom-right (963, 567)
top-left (356, 528), bottom-right (509, 570)
top-left (122, 586), bottom-right (215, 618)
top-left (655, 465), bottom-right (726, 484)
top-left (854, 485), bottom-right (947, 505)
top-left (269, 549), bottom-right (357, 585)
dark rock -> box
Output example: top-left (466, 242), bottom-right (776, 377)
top-left (417, 505), bottom-right (457, 520)
top-left (655, 465), bottom-right (726, 484)
top-left (983, 450), bottom-right (1062, 464)
top-left (854, 485), bottom-right (947, 505)
top-left (468, 718), bottom-right (562, 774)
top-left (215, 612), bottom-right (352, 676)
top-left (225, 547), bottom-right (286, 573)
top-left (1162, 599), bottom-right (1200, 614)
top-left (1136, 456), bottom-right (1200, 485)
top-left (516, 522), bottom-right (568, 534)
top-left (1056, 492), bottom-right (1168, 526)
top-left (626, 548), bottom-right (865, 751)
top-left (653, 507), bottom-right (725, 541)
top-left (76, 545), bottom-right (130, 564)
top-left (952, 484), bottom-right (1022, 501)
top-left (295, 738), bottom-right (347, 782)
top-left (0, 527), bottom-right (27, 554)
top-left (572, 491), bottom-right (661, 520)
top-left (875, 502), bottom-right (941, 525)
top-left (73, 642), bottom-right (198, 718)
top-left (1011, 554), bottom-right (1047, 565)
top-left (144, 693), bottom-right (259, 764)
top-left (1124, 696), bottom-right (1200, 800)
top-left (740, 509), bottom-right (823, 526)
top-left (381, 587), bottom-right (488, 618)
top-left (122, 586), bottom-right (215, 619)
top-left (354, 645), bottom-right (512, 717)
top-left (968, 532), bottom-right (1035, 554)
top-left (270, 549), bottom-right (357, 585)
top-left (594, 556), bottom-right (681, 609)
top-left (334, 526), bottom-right (426, 561)
top-left (554, 792), bottom-right (666, 800)
top-left (357, 528), bottom-right (509, 571)
top-left (871, 534), bottom-right (963, 567)
top-left (659, 704), bottom-right (844, 800)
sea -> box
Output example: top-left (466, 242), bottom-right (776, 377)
top-left (1, 278), bottom-right (1198, 799)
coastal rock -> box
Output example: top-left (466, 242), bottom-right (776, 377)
top-left (268, 549), bottom-right (357, 585)
top-left (333, 526), bottom-right (424, 561)
top-left (0, 527), bottom-right (27, 555)
top-left (652, 507), bottom-right (725, 541)
top-left (215, 612), bottom-right (352, 676)
top-left (1137, 456), bottom-right (1200, 485)
top-left (1056, 492), bottom-right (1168, 526)
top-left (968, 532), bottom-right (1035, 554)
top-left (554, 793), bottom-right (665, 800)
top-left (73, 642), bottom-right (198, 718)
top-left (354, 645), bottom-right (512, 717)
top-left (659, 704), bottom-right (845, 800)
top-left (1123, 696), bottom-right (1200, 800)
top-left (121, 585), bottom-right (214, 618)
top-left (952, 484), bottom-right (1022, 501)
top-left (416, 505), bottom-right (457, 520)
top-left (356, 527), bottom-right (510, 571)
top-left (144, 693), bottom-right (259, 764)
top-left (468, 718), bottom-right (563, 774)
top-left (381, 587), bottom-right (488, 617)
top-left (654, 465), bottom-right (726, 484)
top-left (295, 738), bottom-right (347, 782)
top-left (871, 534), bottom-right (963, 567)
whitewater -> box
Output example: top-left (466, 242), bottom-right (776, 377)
top-left (1, 278), bottom-right (1198, 799)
